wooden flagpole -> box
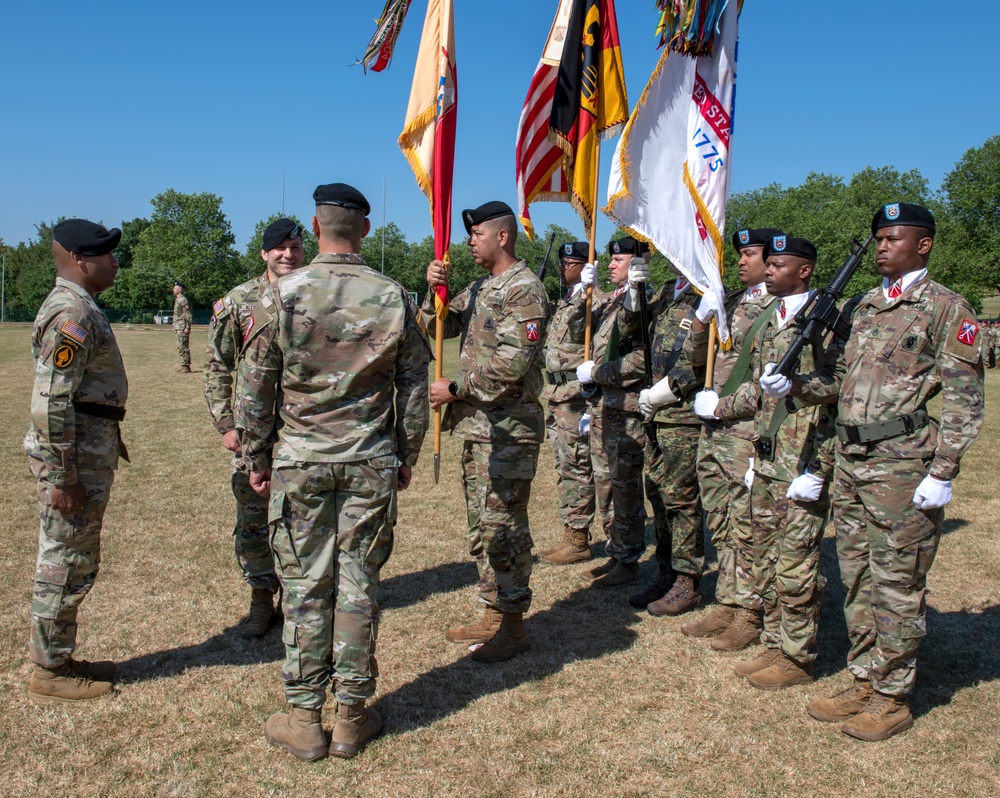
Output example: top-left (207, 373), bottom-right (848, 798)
top-left (585, 139), bottom-right (601, 361)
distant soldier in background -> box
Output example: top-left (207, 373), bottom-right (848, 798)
top-left (204, 218), bottom-right (305, 637)
top-left (173, 281), bottom-right (193, 372)
top-left (25, 219), bottom-right (128, 705)
top-left (985, 320), bottom-right (997, 368)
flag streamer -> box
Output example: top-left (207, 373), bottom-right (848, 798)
top-left (361, 0), bottom-right (413, 73)
top-left (655, 0), bottom-right (742, 54)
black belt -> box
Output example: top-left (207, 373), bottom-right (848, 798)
top-left (73, 401), bottom-right (126, 422)
top-left (545, 370), bottom-right (579, 386)
top-left (836, 409), bottom-right (928, 445)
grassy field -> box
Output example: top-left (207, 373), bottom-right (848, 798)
top-left (0, 323), bottom-right (997, 798)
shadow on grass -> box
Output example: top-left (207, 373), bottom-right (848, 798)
top-left (381, 560), bottom-right (480, 611)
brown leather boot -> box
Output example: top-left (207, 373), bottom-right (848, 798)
top-left (710, 607), bottom-right (762, 650)
top-left (469, 612), bottom-right (529, 662)
top-left (239, 588), bottom-right (275, 638)
top-left (807, 677), bottom-right (874, 722)
top-left (841, 692), bottom-right (913, 741)
top-left (628, 567), bottom-right (676, 608)
top-left (680, 604), bottom-right (736, 638)
top-left (647, 574), bottom-right (701, 616)
top-left (580, 558), bottom-right (616, 583)
top-left (176, 365), bottom-right (192, 373)
top-left (28, 664), bottom-right (112, 705)
top-left (329, 702), bottom-right (383, 758)
top-left (265, 706), bottom-right (328, 761)
top-left (748, 652), bottom-right (814, 690)
top-left (445, 606), bottom-right (503, 644)
top-left (589, 560), bottom-right (640, 588)
top-left (68, 657), bottom-right (117, 682)
top-left (541, 527), bottom-right (592, 565)
top-left (734, 647), bottom-right (782, 678)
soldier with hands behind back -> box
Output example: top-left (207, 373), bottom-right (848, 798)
top-left (173, 281), bottom-right (193, 372)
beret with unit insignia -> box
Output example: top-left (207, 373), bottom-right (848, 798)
top-left (52, 219), bottom-right (122, 256)
top-left (559, 241), bottom-right (590, 261)
top-left (871, 202), bottom-right (935, 236)
top-left (763, 234), bottom-right (817, 263)
top-left (608, 235), bottom-right (650, 256)
top-left (462, 201), bottom-right (516, 235)
top-left (313, 183), bottom-right (371, 215)
top-left (732, 227), bottom-right (783, 253)
top-left (262, 218), bottom-right (302, 251)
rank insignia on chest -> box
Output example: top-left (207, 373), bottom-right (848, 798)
top-left (957, 318), bottom-right (979, 346)
top-left (484, 318), bottom-right (495, 331)
top-left (526, 321), bottom-right (540, 342)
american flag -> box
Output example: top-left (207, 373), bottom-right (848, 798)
top-left (60, 319), bottom-right (87, 344)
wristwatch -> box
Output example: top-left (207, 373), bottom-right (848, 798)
top-left (449, 381), bottom-right (458, 397)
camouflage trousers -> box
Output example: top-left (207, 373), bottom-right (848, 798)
top-left (750, 473), bottom-right (827, 664)
top-left (645, 423), bottom-right (704, 576)
top-left (600, 409), bottom-right (648, 564)
top-left (28, 464), bottom-right (115, 668)
top-left (269, 458), bottom-right (397, 709)
top-left (698, 426), bottom-right (757, 609)
top-left (834, 453), bottom-right (943, 696)
top-left (460, 441), bottom-right (537, 614)
top-left (175, 326), bottom-right (190, 367)
top-left (545, 397), bottom-right (596, 533)
top-left (231, 467), bottom-right (278, 593)
top-left (588, 405), bottom-right (614, 540)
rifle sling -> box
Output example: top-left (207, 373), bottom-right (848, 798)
top-left (719, 301), bottom-right (777, 398)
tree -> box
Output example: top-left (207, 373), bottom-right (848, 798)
top-left (241, 214), bottom-right (318, 282)
top-left (7, 221), bottom-right (58, 312)
top-left (360, 223), bottom-right (413, 289)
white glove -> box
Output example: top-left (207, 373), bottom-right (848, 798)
top-left (744, 458), bottom-right (755, 490)
top-left (625, 258), bottom-right (650, 311)
top-left (578, 414), bottom-right (591, 436)
top-left (576, 360), bottom-right (595, 385)
top-left (580, 262), bottom-right (597, 288)
top-left (759, 362), bottom-right (792, 399)
top-left (695, 291), bottom-right (724, 324)
top-left (638, 376), bottom-right (679, 421)
top-left (913, 475), bottom-right (952, 510)
top-left (786, 472), bottom-right (825, 502)
top-left (694, 390), bottom-right (720, 420)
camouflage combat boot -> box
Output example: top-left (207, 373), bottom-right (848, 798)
top-left (628, 566), bottom-right (675, 609)
top-left (840, 692), bottom-right (913, 741)
top-left (580, 558), bottom-right (616, 583)
top-left (445, 606), bottom-right (503, 644)
top-left (265, 706), bottom-right (328, 761)
top-left (239, 588), bottom-right (275, 638)
top-left (733, 646), bottom-right (782, 679)
top-left (329, 702), bottom-right (383, 759)
top-left (807, 678), bottom-right (874, 722)
top-left (589, 560), bottom-right (640, 588)
top-left (710, 607), bottom-right (762, 650)
top-left (680, 604), bottom-right (736, 638)
top-left (28, 664), bottom-right (112, 705)
top-left (540, 526), bottom-right (592, 565)
top-left (469, 612), bottom-right (529, 662)
top-left (747, 652), bottom-right (814, 690)
top-left (68, 657), bottom-right (117, 682)
top-left (647, 574), bottom-right (701, 616)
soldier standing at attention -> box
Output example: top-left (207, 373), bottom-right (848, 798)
top-left (806, 203), bottom-right (983, 741)
top-left (684, 228), bottom-right (780, 650)
top-left (173, 281), bottom-right (193, 373)
top-left (238, 183), bottom-right (430, 761)
top-left (425, 201), bottom-right (549, 663)
top-left (25, 219), bottom-right (129, 704)
top-left (203, 218), bottom-right (305, 637)
top-left (537, 241), bottom-right (599, 565)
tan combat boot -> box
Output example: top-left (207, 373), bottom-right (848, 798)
top-left (841, 692), bottom-right (913, 741)
top-left (68, 657), bottom-right (117, 682)
top-left (541, 527), bottom-right (593, 565)
top-left (177, 365), bottom-right (192, 373)
top-left (589, 560), bottom-right (640, 588)
top-left (329, 702), bottom-right (383, 759)
top-left (580, 558), bottom-right (616, 583)
top-left (710, 607), bottom-right (762, 650)
top-left (628, 566), bottom-right (675, 609)
top-left (680, 604), bottom-right (736, 638)
top-left (265, 706), bottom-right (328, 761)
top-left (806, 678), bottom-right (874, 722)
top-left (239, 588), bottom-right (275, 638)
top-left (647, 574), bottom-right (701, 616)
top-left (28, 665), bottom-right (112, 705)
top-left (469, 612), bottom-right (530, 662)
top-left (748, 652), bottom-right (814, 690)
top-left (445, 606), bottom-right (503, 644)
top-left (734, 647), bottom-right (782, 679)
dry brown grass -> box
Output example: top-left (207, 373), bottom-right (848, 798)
top-left (0, 324), bottom-right (998, 798)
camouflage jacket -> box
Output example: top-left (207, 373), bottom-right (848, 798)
top-left (24, 277), bottom-right (128, 484)
top-left (541, 285), bottom-right (591, 403)
top-left (686, 289), bottom-right (778, 441)
top-left (581, 284), bottom-right (642, 413)
top-left (716, 294), bottom-right (843, 483)
top-left (237, 253), bottom-right (430, 470)
top-left (203, 273), bottom-right (275, 435)
top-left (421, 260), bottom-right (548, 444)
top-left (837, 278), bottom-right (984, 480)
top-left (173, 294), bottom-right (192, 331)
top-left (594, 280), bottom-right (703, 425)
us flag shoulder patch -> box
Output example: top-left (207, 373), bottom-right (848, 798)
top-left (957, 318), bottom-right (979, 346)
top-left (525, 321), bottom-right (540, 342)
top-left (60, 320), bottom-right (87, 344)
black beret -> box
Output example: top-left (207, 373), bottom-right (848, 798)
top-left (871, 202), bottom-right (935, 236)
top-left (559, 241), bottom-right (589, 261)
top-left (174, 281), bottom-right (185, 290)
top-left (462, 201), bottom-right (515, 235)
top-left (732, 227), bottom-right (783, 252)
top-left (763, 234), bottom-right (817, 263)
top-left (52, 219), bottom-right (121, 256)
top-left (262, 218), bottom-right (302, 251)
top-left (608, 236), bottom-right (650, 256)
top-left (313, 183), bottom-right (371, 215)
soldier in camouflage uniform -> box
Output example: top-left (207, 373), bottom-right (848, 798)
top-left (204, 218), bottom-right (305, 637)
top-left (173, 281), bottom-right (193, 372)
top-left (806, 203), bottom-right (984, 741)
top-left (685, 227), bottom-right (781, 650)
top-left (238, 184), bottom-right (429, 761)
top-left (425, 200), bottom-right (548, 663)
top-left (25, 219), bottom-right (128, 705)
top-left (715, 235), bottom-right (842, 690)
top-left (537, 241), bottom-right (599, 565)
top-left (984, 320), bottom-right (997, 368)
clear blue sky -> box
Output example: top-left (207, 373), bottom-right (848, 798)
top-left (2, 1), bottom-right (998, 252)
